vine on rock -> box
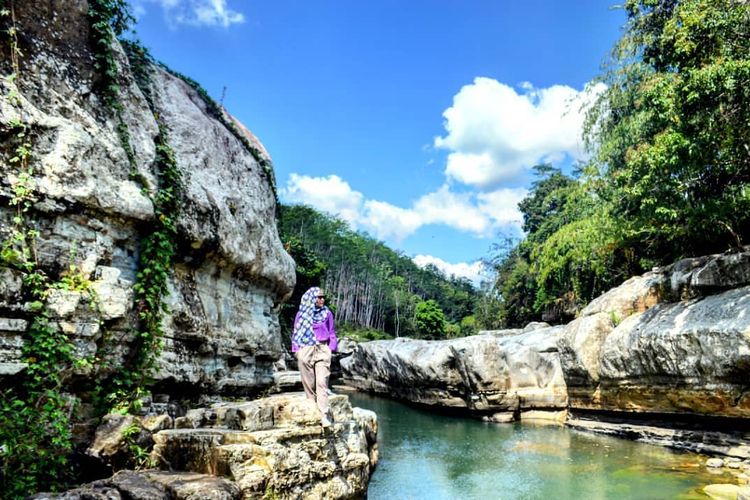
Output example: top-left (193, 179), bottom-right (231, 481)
top-left (99, 121), bottom-right (181, 413)
top-left (87, 11), bottom-right (183, 414)
top-left (87, 0), bottom-right (138, 177)
top-left (0, 5), bottom-right (78, 494)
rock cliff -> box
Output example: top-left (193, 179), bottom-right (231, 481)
top-left (0, 0), bottom-right (296, 395)
top-left (1, 2), bottom-right (381, 498)
top-left (559, 250), bottom-right (750, 419)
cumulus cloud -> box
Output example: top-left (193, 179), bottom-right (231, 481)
top-left (412, 254), bottom-right (487, 287)
top-left (414, 186), bottom-right (491, 235)
top-left (281, 174), bottom-right (525, 243)
top-left (361, 200), bottom-right (422, 241)
top-left (477, 187), bottom-right (528, 227)
top-left (281, 174), bottom-right (364, 226)
top-left (133, 0), bottom-right (244, 28)
top-left (434, 77), bottom-right (606, 189)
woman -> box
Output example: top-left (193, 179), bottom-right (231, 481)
top-left (292, 286), bottom-right (338, 427)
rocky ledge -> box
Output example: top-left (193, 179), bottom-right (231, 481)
top-left (341, 325), bottom-right (567, 419)
top-left (37, 393), bottom-right (378, 500)
top-left (341, 249), bottom-right (750, 458)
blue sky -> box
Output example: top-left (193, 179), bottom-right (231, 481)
top-left (129, 0), bottom-right (626, 285)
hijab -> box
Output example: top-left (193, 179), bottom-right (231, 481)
top-left (293, 286), bottom-right (330, 346)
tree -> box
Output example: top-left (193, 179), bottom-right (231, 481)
top-left (414, 300), bottom-right (446, 339)
top-left (277, 204), bottom-right (479, 337)
top-left (518, 164), bottom-right (576, 236)
top-left (585, 0), bottom-right (750, 261)
top-left (483, 0), bottom-right (750, 328)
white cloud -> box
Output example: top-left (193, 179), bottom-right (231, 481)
top-left (281, 174), bottom-right (364, 226)
top-left (361, 200), bottom-right (422, 241)
top-left (133, 0), bottom-right (244, 28)
top-left (281, 175), bottom-right (526, 243)
top-left (412, 254), bottom-right (487, 287)
top-left (414, 186), bottom-right (491, 235)
top-left (477, 187), bottom-right (528, 227)
top-left (434, 77), bottom-right (606, 189)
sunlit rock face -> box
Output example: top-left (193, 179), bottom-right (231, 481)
top-left (342, 249), bottom-right (750, 425)
top-left (37, 394), bottom-right (378, 500)
top-left (559, 249), bottom-right (750, 418)
top-left (341, 325), bottom-right (568, 415)
top-left (0, 0), bottom-right (295, 395)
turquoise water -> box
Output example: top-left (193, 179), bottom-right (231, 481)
top-left (347, 392), bottom-right (735, 500)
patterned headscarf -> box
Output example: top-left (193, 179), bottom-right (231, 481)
top-left (293, 286), bottom-right (330, 347)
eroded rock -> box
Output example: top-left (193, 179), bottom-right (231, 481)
top-left (0, 0), bottom-right (295, 398)
top-left (341, 326), bottom-right (567, 415)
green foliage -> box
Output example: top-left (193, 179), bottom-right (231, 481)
top-left (97, 122), bottom-right (181, 413)
top-left (0, 316), bottom-right (76, 496)
top-left (87, 0), bottom-right (138, 176)
top-left (121, 421), bottom-right (155, 469)
top-left (0, 50), bottom-right (80, 489)
top-left (0, 114), bottom-right (78, 493)
top-left (86, 34), bottom-right (183, 414)
top-left (278, 204), bottom-right (480, 339)
top-left (87, 0), bottom-right (133, 107)
top-left (487, 1), bottom-right (750, 326)
top-left (0, 7), bottom-right (180, 495)
top-left (414, 300), bottom-right (446, 339)
top-left (458, 315), bottom-right (477, 337)
top-left (493, 247), bottom-right (538, 327)
top-left (530, 208), bottom-right (628, 314)
top-left (339, 325), bottom-right (393, 342)
top-left (1, 120), bottom-right (36, 272)
top-left (586, 0), bottom-right (750, 259)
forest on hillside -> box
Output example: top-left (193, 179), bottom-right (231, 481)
top-left (278, 204), bottom-right (484, 341)
top-left (282, 0), bottom-right (750, 334)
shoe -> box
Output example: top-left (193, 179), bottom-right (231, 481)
top-left (321, 416), bottom-right (332, 428)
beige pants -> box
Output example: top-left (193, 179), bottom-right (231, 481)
top-left (296, 344), bottom-right (332, 417)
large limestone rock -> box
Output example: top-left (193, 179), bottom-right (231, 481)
top-left (46, 394), bottom-right (378, 500)
top-left (0, 0), bottom-right (295, 396)
top-left (559, 250), bottom-right (750, 418)
top-left (341, 325), bottom-right (567, 415)
top-left (595, 286), bottom-right (750, 416)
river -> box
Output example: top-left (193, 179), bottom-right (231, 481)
top-left (346, 392), bottom-right (736, 500)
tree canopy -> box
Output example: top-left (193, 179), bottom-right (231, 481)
top-left (487, 0), bottom-right (750, 327)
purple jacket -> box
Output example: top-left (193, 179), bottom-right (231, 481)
top-left (292, 311), bottom-right (338, 353)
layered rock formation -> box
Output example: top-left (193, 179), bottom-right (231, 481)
top-left (341, 249), bottom-right (750, 454)
top-left (37, 394), bottom-right (378, 499)
top-left (559, 250), bottom-right (750, 418)
top-left (1, 3), bottom-right (381, 497)
top-left (0, 0), bottom-right (295, 395)
top-left (341, 324), bottom-right (568, 418)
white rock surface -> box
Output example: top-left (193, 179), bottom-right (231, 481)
top-left (342, 326), bottom-right (567, 413)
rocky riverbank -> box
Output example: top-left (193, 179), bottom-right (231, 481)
top-left (34, 393), bottom-right (378, 499)
top-left (341, 248), bottom-right (750, 461)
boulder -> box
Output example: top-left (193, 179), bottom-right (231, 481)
top-left (44, 394), bottom-right (377, 500)
top-left (149, 393), bottom-right (376, 499)
top-left (341, 326), bottom-right (567, 415)
top-left (704, 483), bottom-right (741, 500)
top-left (561, 285), bottom-right (750, 417)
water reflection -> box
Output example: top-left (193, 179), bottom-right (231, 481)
top-left (347, 392), bottom-right (734, 500)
